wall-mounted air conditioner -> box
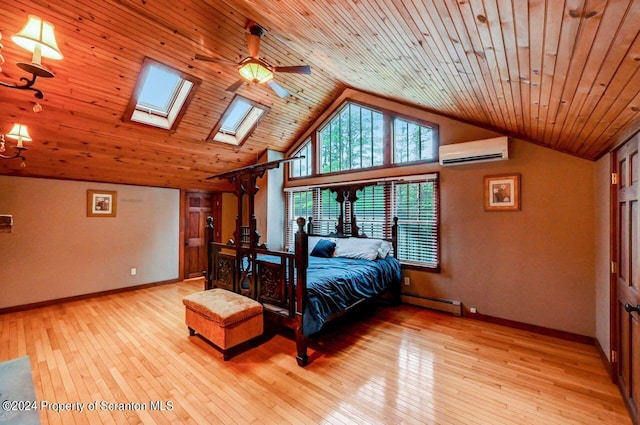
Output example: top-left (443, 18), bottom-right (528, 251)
top-left (439, 136), bottom-right (508, 166)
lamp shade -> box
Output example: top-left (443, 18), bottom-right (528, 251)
top-left (12, 15), bottom-right (63, 60)
top-left (238, 59), bottom-right (273, 84)
top-left (7, 124), bottom-right (32, 142)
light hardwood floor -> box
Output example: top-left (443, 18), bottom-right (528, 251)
top-left (0, 279), bottom-right (632, 424)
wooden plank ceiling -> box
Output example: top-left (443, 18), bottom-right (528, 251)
top-left (0, 0), bottom-right (639, 190)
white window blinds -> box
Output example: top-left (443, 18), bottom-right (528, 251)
top-left (285, 174), bottom-right (440, 269)
top-left (392, 179), bottom-right (439, 267)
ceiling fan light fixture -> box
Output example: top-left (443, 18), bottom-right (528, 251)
top-left (238, 59), bottom-right (273, 84)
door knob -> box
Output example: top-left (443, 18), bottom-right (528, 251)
top-left (624, 303), bottom-right (640, 313)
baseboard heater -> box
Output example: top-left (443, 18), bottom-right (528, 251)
top-left (401, 294), bottom-right (462, 317)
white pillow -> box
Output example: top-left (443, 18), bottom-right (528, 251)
top-left (378, 240), bottom-right (392, 259)
top-left (334, 237), bottom-right (382, 261)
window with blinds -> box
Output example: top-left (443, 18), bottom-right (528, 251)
top-left (286, 190), bottom-right (313, 251)
top-left (393, 180), bottom-right (439, 267)
top-left (353, 184), bottom-right (388, 239)
top-left (285, 175), bottom-right (440, 269)
top-left (316, 189), bottom-right (342, 235)
top-left (284, 188), bottom-right (342, 250)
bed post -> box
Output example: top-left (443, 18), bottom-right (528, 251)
top-left (294, 217), bottom-right (309, 366)
top-left (391, 216), bottom-right (398, 257)
top-left (204, 216), bottom-right (214, 290)
top-left (306, 216), bottom-right (314, 235)
top-left (347, 186), bottom-right (361, 236)
top-left (391, 216), bottom-right (401, 304)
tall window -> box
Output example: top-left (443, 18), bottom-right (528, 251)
top-left (393, 117), bottom-right (436, 163)
top-left (318, 103), bottom-right (384, 173)
top-left (393, 180), bottom-right (439, 267)
top-left (285, 175), bottom-right (440, 269)
top-left (290, 139), bottom-right (313, 178)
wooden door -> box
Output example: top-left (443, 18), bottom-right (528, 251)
top-left (184, 192), bottom-right (221, 279)
top-left (615, 135), bottom-right (640, 424)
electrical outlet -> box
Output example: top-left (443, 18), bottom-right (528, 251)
top-left (470, 307), bottom-right (477, 314)
top-left (130, 268), bottom-right (137, 276)
top-left (403, 277), bottom-right (410, 286)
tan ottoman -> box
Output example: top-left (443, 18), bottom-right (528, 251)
top-left (182, 289), bottom-right (263, 360)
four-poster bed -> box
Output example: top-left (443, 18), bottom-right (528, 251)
top-left (203, 158), bottom-right (401, 366)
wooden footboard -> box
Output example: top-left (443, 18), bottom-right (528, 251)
top-left (205, 216), bottom-right (311, 366)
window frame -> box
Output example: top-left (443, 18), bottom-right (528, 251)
top-left (123, 57), bottom-right (202, 131)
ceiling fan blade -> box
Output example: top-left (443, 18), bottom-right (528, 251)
top-left (195, 54), bottom-right (236, 66)
top-left (267, 80), bottom-right (290, 98)
top-left (246, 33), bottom-right (261, 59)
top-left (272, 65), bottom-right (311, 74)
top-left (226, 79), bottom-right (245, 92)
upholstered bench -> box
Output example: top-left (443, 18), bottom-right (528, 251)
top-left (182, 289), bottom-right (263, 360)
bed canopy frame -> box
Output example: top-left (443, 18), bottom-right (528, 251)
top-left (204, 158), bottom-right (399, 366)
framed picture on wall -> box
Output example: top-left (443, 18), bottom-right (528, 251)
top-left (87, 190), bottom-right (117, 217)
top-left (484, 174), bottom-right (520, 211)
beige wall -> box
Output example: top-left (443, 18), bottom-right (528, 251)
top-left (595, 154), bottom-right (612, 358)
top-left (404, 138), bottom-right (596, 337)
top-left (0, 176), bottom-right (179, 309)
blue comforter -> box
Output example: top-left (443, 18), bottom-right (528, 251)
top-left (303, 256), bottom-right (401, 336)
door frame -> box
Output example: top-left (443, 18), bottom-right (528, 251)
top-left (179, 190), bottom-right (185, 281)
top-left (179, 190), bottom-right (220, 281)
top-left (610, 152), bottom-right (619, 383)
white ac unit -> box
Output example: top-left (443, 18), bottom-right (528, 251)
top-left (439, 136), bottom-right (509, 166)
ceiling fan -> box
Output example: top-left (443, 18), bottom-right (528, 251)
top-left (195, 23), bottom-right (311, 98)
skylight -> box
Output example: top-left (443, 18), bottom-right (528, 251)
top-left (209, 96), bottom-right (269, 146)
top-left (137, 66), bottom-right (182, 117)
top-left (124, 57), bottom-right (201, 130)
top-left (220, 100), bottom-right (253, 135)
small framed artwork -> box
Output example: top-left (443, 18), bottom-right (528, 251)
top-left (87, 190), bottom-right (117, 217)
top-left (484, 174), bottom-right (521, 211)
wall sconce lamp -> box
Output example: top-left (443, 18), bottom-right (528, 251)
top-left (0, 124), bottom-right (32, 167)
top-left (0, 15), bottom-right (63, 100)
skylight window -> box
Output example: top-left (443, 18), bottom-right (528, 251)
top-left (220, 100), bottom-right (253, 135)
top-left (209, 96), bottom-right (269, 146)
top-left (124, 57), bottom-right (201, 130)
top-left (137, 66), bottom-right (182, 117)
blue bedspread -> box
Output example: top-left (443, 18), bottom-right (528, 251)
top-left (303, 256), bottom-right (401, 336)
